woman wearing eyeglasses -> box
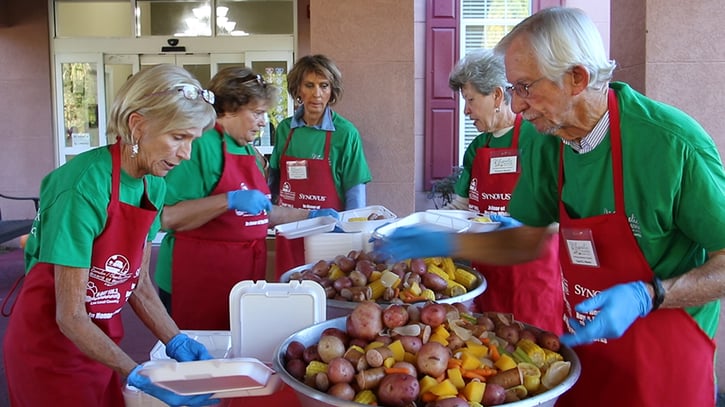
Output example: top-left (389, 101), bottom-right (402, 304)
top-left (3, 64), bottom-right (219, 406)
top-left (269, 54), bottom-right (373, 278)
top-left (445, 49), bottom-right (563, 333)
top-left (154, 66), bottom-right (334, 331)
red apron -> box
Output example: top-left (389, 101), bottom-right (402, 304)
top-left (3, 141), bottom-right (157, 406)
top-left (556, 90), bottom-right (714, 406)
top-left (469, 116), bottom-right (563, 334)
top-left (172, 127), bottom-right (269, 330)
top-left (274, 128), bottom-right (344, 279)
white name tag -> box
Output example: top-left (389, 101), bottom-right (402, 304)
top-left (489, 156), bottom-right (517, 174)
top-left (287, 160), bottom-right (308, 180)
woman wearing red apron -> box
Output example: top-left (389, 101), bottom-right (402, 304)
top-left (446, 50), bottom-right (562, 333)
top-left (156, 68), bottom-right (321, 331)
top-left (3, 64), bottom-right (218, 406)
top-left (269, 55), bottom-right (372, 278)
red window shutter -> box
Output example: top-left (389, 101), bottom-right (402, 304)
top-left (424, 0), bottom-right (459, 189)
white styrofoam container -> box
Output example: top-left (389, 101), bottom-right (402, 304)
top-left (426, 209), bottom-right (501, 232)
top-left (229, 280), bottom-right (326, 364)
top-left (337, 205), bottom-right (397, 233)
top-left (124, 280), bottom-right (326, 406)
top-left (303, 231), bottom-right (372, 264)
top-left (372, 211), bottom-right (471, 239)
top-left (274, 216), bottom-right (337, 239)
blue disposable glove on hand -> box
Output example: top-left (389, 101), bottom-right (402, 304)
top-left (128, 365), bottom-right (219, 407)
top-left (226, 190), bottom-right (272, 214)
top-left (165, 333), bottom-right (214, 362)
top-left (373, 225), bottom-right (456, 262)
top-left (308, 208), bottom-right (339, 220)
top-left (489, 213), bottom-right (523, 230)
top-left (560, 281), bottom-right (652, 348)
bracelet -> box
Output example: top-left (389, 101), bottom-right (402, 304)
top-left (651, 276), bottom-right (665, 311)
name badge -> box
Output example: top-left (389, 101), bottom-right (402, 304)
top-left (489, 155), bottom-right (517, 174)
top-left (286, 160), bottom-right (308, 180)
top-left (562, 228), bottom-right (600, 267)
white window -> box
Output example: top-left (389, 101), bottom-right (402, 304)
top-left (458, 0), bottom-right (531, 163)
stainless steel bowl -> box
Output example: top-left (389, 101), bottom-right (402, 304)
top-left (279, 262), bottom-right (487, 319)
top-left (273, 316), bottom-right (581, 407)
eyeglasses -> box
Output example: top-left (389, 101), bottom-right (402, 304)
top-left (147, 84), bottom-right (215, 104)
top-left (238, 74), bottom-right (267, 88)
top-left (506, 76), bottom-right (546, 99)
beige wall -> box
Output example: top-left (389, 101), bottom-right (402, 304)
top-left (0, 0), bottom-right (54, 222)
top-left (308, 0), bottom-right (416, 217)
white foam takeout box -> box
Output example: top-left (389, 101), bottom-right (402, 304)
top-left (123, 280), bottom-right (326, 406)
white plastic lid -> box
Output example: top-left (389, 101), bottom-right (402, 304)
top-left (373, 211), bottom-right (471, 239)
top-left (229, 280), bottom-right (326, 364)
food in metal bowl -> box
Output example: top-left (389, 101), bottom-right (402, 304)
top-left (280, 252), bottom-right (487, 318)
top-left (274, 302), bottom-right (581, 407)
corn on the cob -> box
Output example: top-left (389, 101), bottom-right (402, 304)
top-left (305, 361), bottom-right (328, 378)
top-left (427, 264), bottom-right (451, 281)
top-left (420, 288), bottom-right (436, 301)
top-left (424, 257), bottom-right (444, 266)
top-left (442, 257), bottom-right (457, 279)
top-left (453, 267), bottom-right (478, 289)
top-left (327, 264), bottom-right (345, 281)
top-left (445, 280), bottom-right (467, 297)
top-left (543, 348), bottom-right (564, 365)
top-left (516, 339), bottom-right (546, 368)
top-left (368, 278), bottom-right (386, 300)
top-left (353, 389), bottom-right (377, 405)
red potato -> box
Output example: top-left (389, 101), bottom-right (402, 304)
top-left (334, 255), bottom-right (356, 273)
top-left (346, 301), bottom-right (384, 341)
top-left (382, 304), bottom-right (410, 328)
top-left (496, 324), bottom-right (520, 345)
top-left (398, 335), bottom-right (423, 354)
top-left (302, 344), bottom-right (320, 363)
top-left (327, 382), bottom-right (355, 400)
top-left (483, 383), bottom-right (507, 405)
top-left (285, 358), bottom-right (306, 381)
top-left (284, 341), bottom-right (305, 361)
top-left (538, 331), bottom-right (561, 352)
top-left (416, 341), bottom-right (451, 377)
top-left (377, 373), bottom-right (420, 407)
top-left (327, 357), bottom-right (355, 384)
top-left (518, 328), bottom-right (537, 343)
top-left (321, 327), bottom-right (349, 346)
top-left (333, 276), bottom-right (353, 291)
top-left (317, 335), bottom-right (346, 363)
top-left (409, 258), bottom-right (427, 275)
top-left (355, 259), bottom-right (376, 278)
top-left (420, 303), bottom-right (448, 328)
top-left (310, 260), bottom-right (331, 277)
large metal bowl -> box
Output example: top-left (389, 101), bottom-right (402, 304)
top-left (279, 262), bottom-right (487, 319)
top-left (273, 316), bottom-right (581, 407)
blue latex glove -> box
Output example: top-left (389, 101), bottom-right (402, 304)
top-left (560, 281), bottom-right (652, 348)
top-left (308, 208), bottom-right (339, 220)
top-left (165, 333), bottom-right (214, 362)
top-left (128, 365), bottom-right (219, 407)
top-left (226, 190), bottom-right (272, 214)
top-left (373, 225), bottom-right (456, 262)
top-left (489, 213), bottom-right (523, 230)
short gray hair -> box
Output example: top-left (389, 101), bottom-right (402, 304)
top-left (107, 64), bottom-right (216, 144)
top-left (449, 49), bottom-right (510, 104)
top-left (495, 7), bottom-right (616, 90)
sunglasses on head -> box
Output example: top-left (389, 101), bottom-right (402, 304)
top-left (238, 74), bottom-right (267, 88)
top-left (147, 83), bottom-right (215, 104)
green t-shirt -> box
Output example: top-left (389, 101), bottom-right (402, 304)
top-left (155, 128), bottom-right (265, 292)
top-left (509, 82), bottom-right (725, 337)
top-left (24, 145), bottom-right (165, 272)
top-left (269, 111), bottom-right (372, 203)
top-left (454, 119), bottom-right (559, 198)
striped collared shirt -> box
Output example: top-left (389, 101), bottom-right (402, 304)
top-left (562, 110), bottom-right (610, 154)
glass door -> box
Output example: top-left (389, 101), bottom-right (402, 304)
top-left (140, 54), bottom-right (212, 86)
top-left (54, 53), bottom-right (107, 165)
